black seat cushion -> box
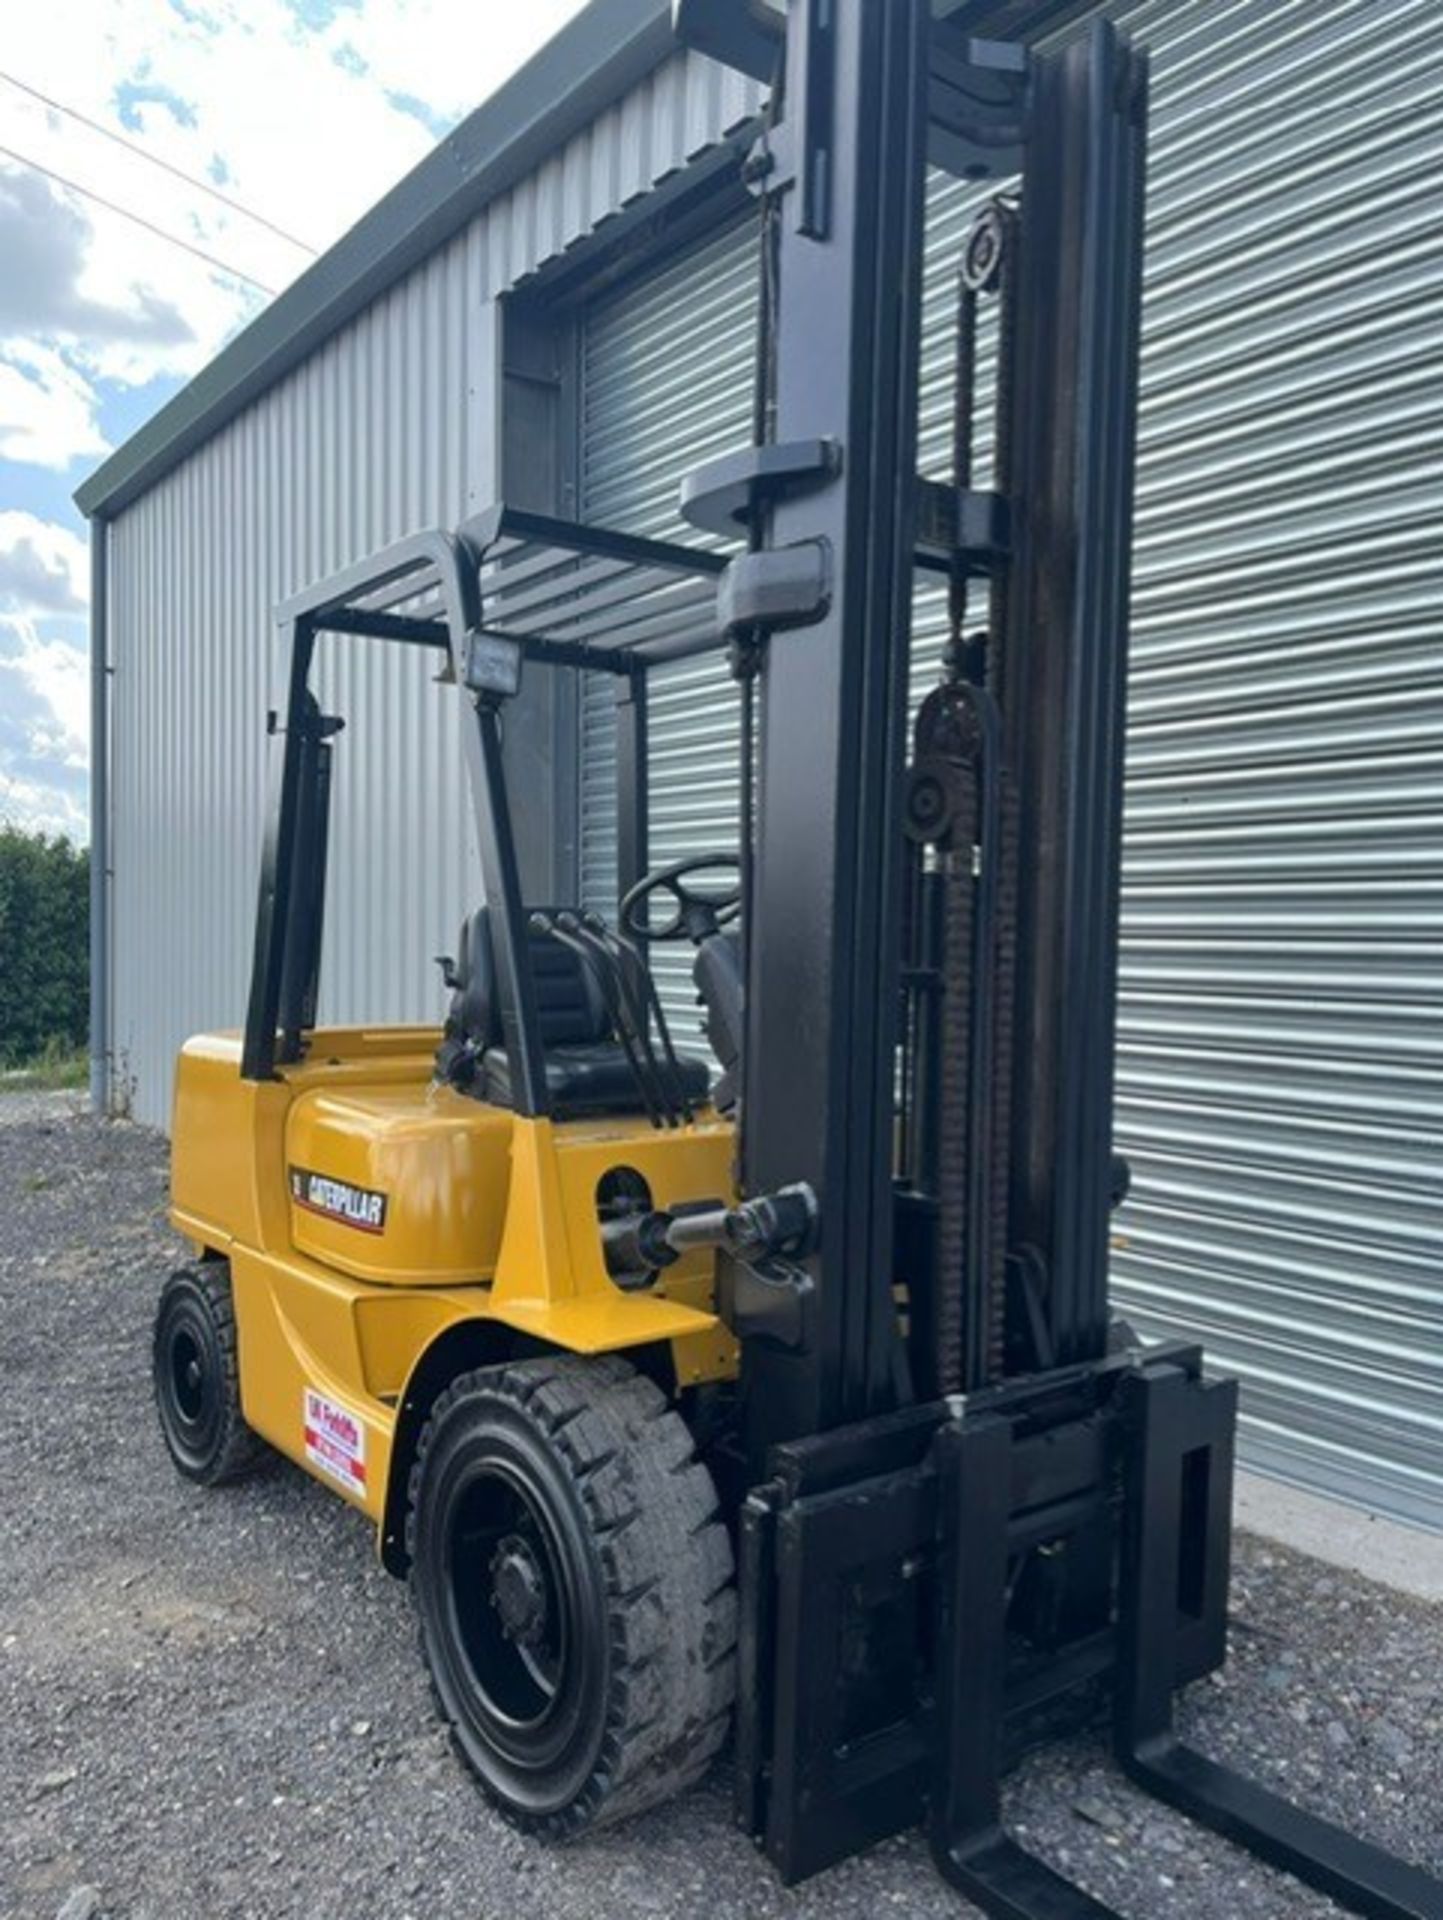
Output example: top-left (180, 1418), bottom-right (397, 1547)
top-left (482, 1041), bottom-right (711, 1117)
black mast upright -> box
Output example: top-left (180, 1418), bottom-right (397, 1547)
top-left (709, 0), bottom-right (933, 1466)
top-left (999, 27), bottom-right (1150, 1369)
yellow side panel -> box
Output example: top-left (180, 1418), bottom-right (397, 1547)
top-left (226, 1239), bottom-right (735, 1524)
top-left (486, 1113), bottom-right (740, 1380)
top-left (229, 1247), bottom-right (397, 1520)
top-left (284, 1083), bottom-right (513, 1286)
top-left (171, 1034), bottom-right (289, 1252)
top-left (229, 1249), bottom-right (494, 1518)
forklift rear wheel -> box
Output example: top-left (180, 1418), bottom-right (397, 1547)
top-left (152, 1263), bottom-right (266, 1485)
top-left (406, 1354), bottom-right (736, 1836)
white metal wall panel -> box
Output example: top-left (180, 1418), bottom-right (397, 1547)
top-left (575, 0), bottom-right (1443, 1527)
top-left (105, 48), bottom-right (762, 1129)
top-left (107, 230), bottom-right (483, 1129)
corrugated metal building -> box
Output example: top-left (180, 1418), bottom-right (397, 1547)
top-left (78, 0), bottom-right (1443, 1530)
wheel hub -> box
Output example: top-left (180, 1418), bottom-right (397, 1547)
top-left (170, 1327), bottom-right (207, 1424)
top-left (490, 1534), bottom-right (548, 1647)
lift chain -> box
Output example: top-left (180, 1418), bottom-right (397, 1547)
top-left (987, 768), bottom-right (1020, 1378)
top-left (928, 756), bottom-right (977, 1397)
top-left (985, 196), bottom-right (1021, 715)
top-left (906, 677), bottom-right (1017, 1394)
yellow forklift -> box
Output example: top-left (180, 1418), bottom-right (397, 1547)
top-left (159, 513), bottom-right (750, 1832)
top-left (154, 2), bottom-right (1443, 1912)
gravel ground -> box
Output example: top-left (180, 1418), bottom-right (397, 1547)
top-left (3, 1103), bottom-right (1441, 1920)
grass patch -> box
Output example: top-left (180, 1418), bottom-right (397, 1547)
top-left (2, 1038), bottom-right (89, 1093)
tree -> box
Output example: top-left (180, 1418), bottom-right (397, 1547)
top-left (0, 825), bottom-right (90, 1067)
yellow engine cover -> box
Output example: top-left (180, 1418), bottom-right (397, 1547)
top-left (284, 1083), bottom-right (514, 1286)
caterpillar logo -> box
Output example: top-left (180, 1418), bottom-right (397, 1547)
top-left (288, 1166), bottom-right (388, 1235)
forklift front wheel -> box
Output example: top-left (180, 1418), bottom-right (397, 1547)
top-left (406, 1354), bottom-right (736, 1837)
top-left (152, 1263), bottom-right (267, 1485)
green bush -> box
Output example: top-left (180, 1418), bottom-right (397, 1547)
top-left (0, 825), bottom-right (89, 1069)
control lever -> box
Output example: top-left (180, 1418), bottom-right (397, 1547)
top-left (532, 911), bottom-right (672, 1127)
top-left (580, 911), bottom-right (697, 1126)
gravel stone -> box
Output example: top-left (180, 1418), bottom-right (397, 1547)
top-left (54, 1890), bottom-right (102, 1920)
top-left (3, 1106), bottom-right (1441, 1918)
top-left (33, 1771), bottom-right (79, 1801)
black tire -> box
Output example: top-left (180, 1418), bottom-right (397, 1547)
top-left (406, 1354), bottom-right (736, 1837)
top-left (152, 1263), bottom-right (266, 1485)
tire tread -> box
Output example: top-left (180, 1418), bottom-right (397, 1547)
top-left (406, 1354), bottom-right (736, 1837)
top-left (154, 1262), bottom-right (267, 1485)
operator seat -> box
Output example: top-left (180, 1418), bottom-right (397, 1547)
top-left (435, 908), bottom-right (711, 1117)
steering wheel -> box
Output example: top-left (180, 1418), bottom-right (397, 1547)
top-left (620, 854), bottom-right (742, 945)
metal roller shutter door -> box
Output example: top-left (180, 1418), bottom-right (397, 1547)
top-left (578, 0), bottom-right (1443, 1530)
top-left (579, 218), bottom-right (759, 1028)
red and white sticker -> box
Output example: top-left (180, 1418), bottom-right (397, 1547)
top-left (303, 1388), bottom-right (367, 1497)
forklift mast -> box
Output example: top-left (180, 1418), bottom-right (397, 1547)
top-left (675, 4), bottom-right (1443, 1917)
top-left (680, 0), bottom-right (1144, 1466)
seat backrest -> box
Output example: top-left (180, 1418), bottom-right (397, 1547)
top-left (693, 928), bottom-right (743, 1112)
top-left (452, 907), bottom-right (496, 1047)
top-left (446, 907), bottom-right (610, 1053)
top-left (528, 921), bottom-right (610, 1048)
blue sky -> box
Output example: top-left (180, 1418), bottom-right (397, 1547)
top-left (0, 0), bottom-right (586, 841)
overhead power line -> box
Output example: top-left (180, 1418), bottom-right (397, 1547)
top-left (0, 68), bottom-right (318, 254)
top-left (0, 141), bottom-right (277, 296)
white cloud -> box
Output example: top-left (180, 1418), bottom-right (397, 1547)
top-left (334, 0), bottom-right (594, 126)
top-left (0, 511), bottom-right (90, 613)
top-left (15, 628), bottom-right (88, 748)
top-left (0, 767), bottom-right (88, 840)
top-left (0, 340), bottom-right (110, 470)
top-left (0, 165), bottom-right (191, 345)
top-left (0, 615), bottom-right (89, 840)
top-left (0, 0), bottom-right (589, 473)
top-left (0, 520), bottom-right (90, 838)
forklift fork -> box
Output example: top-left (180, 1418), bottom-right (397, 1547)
top-left (929, 1366), bottom-right (1443, 1920)
top-left (743, 1363), bottom-right (1443, 1920)
top-left (930, 1412), bottom-right (1122, 1920)
top-left (1111, 1367), bottom-right (1443, 1920)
